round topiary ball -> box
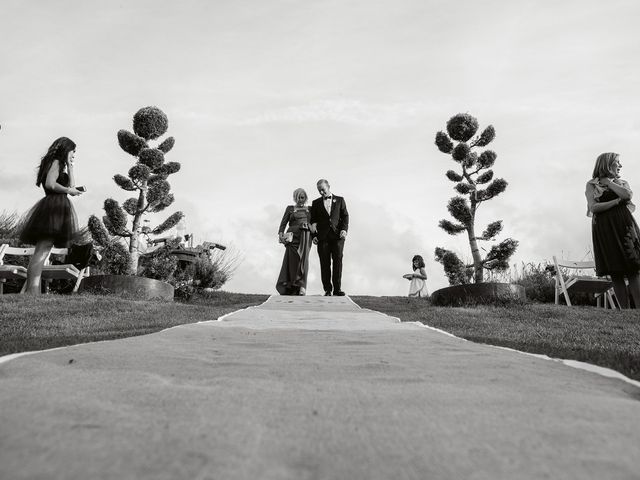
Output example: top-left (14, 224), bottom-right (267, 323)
top-left (446, 113), bottom-right (479, 142)
top-left (452, 142), bottom-right (470, 162)
top-left (133, 106), bottom-right (168, 141)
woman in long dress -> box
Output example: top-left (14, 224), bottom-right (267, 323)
top-left (586, 152), bottom-right (640, 308)
top-left (276, 188), bottom-right (312, 295)
top-left (19, 137), bottom-right (83, 294)
top-left (404, 255), bottom-right (428, 297)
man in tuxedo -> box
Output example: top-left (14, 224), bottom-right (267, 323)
top-left (310, 179), bottom-right (349, 296)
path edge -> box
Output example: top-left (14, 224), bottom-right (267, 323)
top-left (0, 298), bottom-right (273, 366)
top-left (350, 301), bottom-right (640, 389)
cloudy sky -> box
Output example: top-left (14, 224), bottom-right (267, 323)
top-left (1, 0), bottom-right (639, 295)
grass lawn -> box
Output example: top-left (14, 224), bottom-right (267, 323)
top-left (352, 296), bottom-right (640, 381)
top-left (4, 292), bottom-right (639, 383)
top-left (0, 291), bottom-right (268, 357)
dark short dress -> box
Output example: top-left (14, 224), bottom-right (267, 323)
top-left (592, 188), bottom-right (640, 276)
top-left (276, 206), bottom-right (311, 294)
top-left (19, 171), bottom-right (80, 248)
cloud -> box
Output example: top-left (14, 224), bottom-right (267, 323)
top-left (236, 99), bottom-right (432, 128)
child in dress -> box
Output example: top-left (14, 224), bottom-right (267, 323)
top-left (404, 255), bottom-right (428, 297)
top-left (20, 137), bottom-right (83, 294)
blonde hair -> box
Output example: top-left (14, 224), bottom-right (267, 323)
top-left (293, 188), bottom-right (308, 204)
top-left (592, 152), bottom-right (620, 179)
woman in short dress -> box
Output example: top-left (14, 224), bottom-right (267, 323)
top-left (276, 188), bottom-right (312, 295)
top-left (20, 137), bottom-right (83, 294)
top-left (404, 254), bottom-right (428, 297)
top-left (586, 152), bottom-right (640, 308)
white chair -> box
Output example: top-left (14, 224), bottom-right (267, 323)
top-left (0, 244), bottom-right (92, 294)
top-left (0, 245), bottom-right (29, 294)
top-left (552, 256), bottom-right (616, 309)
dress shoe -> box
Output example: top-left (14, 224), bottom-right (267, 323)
top-left (324, 291), bottom-right (332, 296)
top-left (298, 287), bottom-right (306, 296)
top-left (334, 291), bottom-right (346, 296)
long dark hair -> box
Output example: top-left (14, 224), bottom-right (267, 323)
top-left (36, 137), bottom-right (76, 187)
top-left (412, 255), bottom-right (425, 269)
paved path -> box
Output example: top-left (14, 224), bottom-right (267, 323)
top-left (1, 296), bottom-right (639, 480)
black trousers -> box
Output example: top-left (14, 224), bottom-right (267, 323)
top-left (317, 236), bottom-right (344, 293)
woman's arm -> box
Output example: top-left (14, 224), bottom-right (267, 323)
top-left (590, 199), bottom-right (622, 214)
top-left (44, 160), bottom-right (79, 195)
top-left (603, 178), bottom-right (633, 200)
top-left (67, 159), bottom-right (76, 189)
top-left (586, 182), bottom-right (621, 215)
top-left (414, 267), bottom-right (427, 280)
top-left (278, 206), bottom-right (291, 237)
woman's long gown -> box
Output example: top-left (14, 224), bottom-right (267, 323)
top-left (276, 206), bottom-right (311, 294)
top-left (592, 187), bottom-right (640, 276)
top-left (408, 268), bottom-right (428, 297)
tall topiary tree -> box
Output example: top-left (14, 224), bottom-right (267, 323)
top-left (434, 113), bottom-right (518, 284)
top-left (89, 106), bottom-right (183, 275)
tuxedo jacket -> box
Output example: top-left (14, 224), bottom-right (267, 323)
top-left (310, 195), bottom-right (349, 241)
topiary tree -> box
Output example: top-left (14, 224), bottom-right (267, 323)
top-left (87, 216), bottom-right (131, 275)
top-left (434, 113), bottom-right (518, 284)
top-left (88, 106), bottom-right (183, 275)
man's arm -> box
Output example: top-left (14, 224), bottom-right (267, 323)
top-left (339, 197), bottom-right (349, 238)
top-left (309, 200), bottom-right (318, 225)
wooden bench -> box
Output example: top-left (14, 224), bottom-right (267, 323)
top-left (0, 244), bottom-right (92, 294)
top-left (552, 256), bottom-right (616, 308)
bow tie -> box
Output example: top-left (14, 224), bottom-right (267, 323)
top-left (323, 196), bottom-right (332, 201)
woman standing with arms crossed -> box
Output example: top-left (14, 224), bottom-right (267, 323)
top-left (586, 152), bottom-right (640, 308)
top-left (20, 137), bottom-right (83, 294)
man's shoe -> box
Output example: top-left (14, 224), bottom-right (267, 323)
top-left (334, 291), bottom-right (346, 296)
top-left (324, 291), bottom-right (332, 296)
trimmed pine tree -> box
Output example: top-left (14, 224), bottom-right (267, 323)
top-left (434, 113), bottom-right (518, 284)
top-left (88, 106), bottom-right (183, 275)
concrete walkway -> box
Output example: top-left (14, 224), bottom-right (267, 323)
top-left (1, 296), bottom-right (639, 480)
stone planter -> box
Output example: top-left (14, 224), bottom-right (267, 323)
top-left (79, 275), bottom-right (174, 300)
top-left (430, 282), bottom-right (526, 306)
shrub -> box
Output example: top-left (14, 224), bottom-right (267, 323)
top-left (138, 240), bottom-right (180, 281)
top-left (173, 246), bottom-right (241, 300)
top-left (92, 241), bottom-right (131, 276)
top-left (513, 263), bottom-right (555, 303)
top-left (513, 262), bottom-right (596, 305)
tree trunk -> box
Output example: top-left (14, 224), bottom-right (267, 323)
top-left (467, 201), bottom-right (483, 283)
top-left (128, 187), bottom-right (146, 275)
top-left (129, 231), bottom-right (139, 275)
top-left (467, 225), bottom-right (483, 283)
